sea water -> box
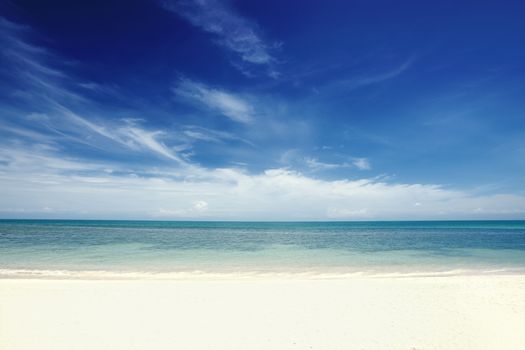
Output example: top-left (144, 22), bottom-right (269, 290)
top-left (1, 220), bottom-right (525, 277)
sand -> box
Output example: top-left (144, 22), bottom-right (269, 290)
top-left (1, 275), bottom-right (525, 350)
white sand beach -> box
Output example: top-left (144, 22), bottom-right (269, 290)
top-left (1, 275), bottom-right (525, 350)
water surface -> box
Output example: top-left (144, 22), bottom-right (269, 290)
top-left (1, 220), bottom-right (525, 277)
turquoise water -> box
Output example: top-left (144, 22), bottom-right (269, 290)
top-left (1, 220), bottom-right (525, 276)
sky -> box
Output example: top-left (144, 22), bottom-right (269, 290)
top-left (0, 0), bottom-right (524, 220)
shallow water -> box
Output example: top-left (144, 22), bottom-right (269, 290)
top-left (1, 220), bottom-right (525, 277)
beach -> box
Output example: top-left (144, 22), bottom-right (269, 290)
top-left (2, 221), bottom-right (525, 349)
top-left (2, 0), bottom-right (524, 348)
top-left (1, 274), bottom-right (525, 350)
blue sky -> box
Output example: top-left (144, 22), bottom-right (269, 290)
top-left (1, 0), bottom-right (524, 220)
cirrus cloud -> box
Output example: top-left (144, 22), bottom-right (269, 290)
top-left (173, 78), bottom-right (255, 123)
top-left (161, 0), bottom-right (280, 77)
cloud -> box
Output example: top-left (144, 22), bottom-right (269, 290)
top-left (353, 58), bottom-right (413, 87)
top-left (193, 200), bottom-right (208, 211)
top-left (282, 150), bottom-right (371, 173)
top-left (1, 153), bottom-right (525, 220)
top-left (305, 157), bottom-right (371, 172)
top-left (173, 78), bottom-right (254, 123)
top-left (121, 124), bottom-right (181, 161)
top-left (326, 208), bottom-right (371, 219)
top-left (331, 58), bottom-right (415, 91)
top-left (154, 200), bottom-right (208, 218)
top-left (0, 20), bottom-right (189, 164)
top-left (182, 125), bottom-right (254, 146)
top-left (161, 0), bottom-right (279, 76)
top-left (304, 157), bottom-right (345, 171)
top-left (0, 21), bottom-right (88, 106)
top-left (352, 157), bottom-right (371, 170)
top-left (1, 16), bottom-right (258, 168)
top-left (38, 106), bottom-right (187, 163)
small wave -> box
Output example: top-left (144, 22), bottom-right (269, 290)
top-left (1, 266), bottom-right (524, 280)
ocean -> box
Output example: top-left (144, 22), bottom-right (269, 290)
top-left (1, 220), bottom-right (525, 278)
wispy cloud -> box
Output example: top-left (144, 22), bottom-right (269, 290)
top-left (173, 78), bottom-right (254, 123)
top-left (161, 0), bottom-right (279, 76)
top-left (48, 107), bottom-right (187, 163)
top-left (0, 21), bottom-right (88, 106)
top-left (120, 122), bottom-right (182, 162)
top-left (333, 57), bottom-right (415, 91)
top-left (3, 109), bottom-right (188, 164)
top-left (304, 157), bottom-right (346, 171)
top-left (305, 157), bottom-right (371, 172)
top-left (281, 150), bottom-right (371, 173)
top-left (1, 18), bottom-right (263, 170)
top-left (352, 157), bottom-right (371, 170)
top-left (182, 125), bottom-right (254, 146)
top-left (352, 58), bottom-right (414, 87)
top-left (0, 19), bottom-right (190, 164)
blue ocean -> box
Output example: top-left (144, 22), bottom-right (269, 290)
top-left (1, 220), bottom-right (525, 277)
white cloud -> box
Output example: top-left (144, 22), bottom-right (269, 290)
top-left (41, 107), bottom-right (187, 163)
top-left (0, 147), bottom-right (109, 174)
top-left (122, 126), bottom-right (180, 161)
top-left (326, 208), bottom-right (371, 219)
top-left (352, 157), bottom-right (371, 170)
top-left (281, 150), bottom-right (371, 173)
top-left (193, 200), bottom-right (208, 211)
top-left (154, 200), bottom-right (208, 218)
top-left (182, 125), bottom-right (254, 146)
top-left (0, 27), bottom-right (233, 164)
top-left (1, 150), bottom-right (525, 220)
top-left (1, 21), bottom-right (254, 167)
top-left (174, 78), bottom-right (254, 123)
top-left (161, 0), bottom-right (278, 76)
top-left (304, 157), bottom-right (343, 171)
top-left (305, 157), bottom-right (371, 172)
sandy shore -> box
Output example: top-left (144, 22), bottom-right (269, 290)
top-left (1, 275), bottom-right (524, 350)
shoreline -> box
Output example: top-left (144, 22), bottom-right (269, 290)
top-left (2, 266), bottom-right (525, 280)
